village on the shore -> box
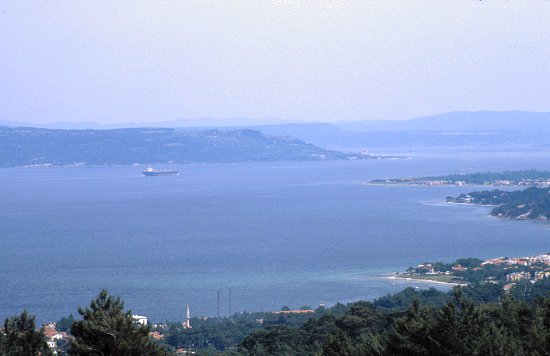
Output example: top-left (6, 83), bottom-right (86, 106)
top-left (368, 169), bottom-right (550, 187)
top-left (371, 177), bottom-right (550, 187)
top-left (398, 252), bottom-right (550, 291)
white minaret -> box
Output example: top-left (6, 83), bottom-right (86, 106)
top-left (183, 304), bottom-right (191, 329)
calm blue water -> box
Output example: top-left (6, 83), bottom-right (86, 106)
top-left (1, 150), bottom-right (549, 323)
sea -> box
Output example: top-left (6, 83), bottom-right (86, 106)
top-left (1, 148), bottom-right (549, 323)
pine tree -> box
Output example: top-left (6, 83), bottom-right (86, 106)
top-left (428, 288), bottom-right (487, 355)
top-left (322, 330), bottom-right (353, 356)
top-left (387, 298), bottom-right (434, 355)
top-left (0, 310), bottom-right (52, 356)
top-left (69, 289), bottom-right (168, 355)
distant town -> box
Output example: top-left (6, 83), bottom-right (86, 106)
top-left (370, 169), bottom-right (550, 187)
top-left (398, 252), bottom-right (550, 293)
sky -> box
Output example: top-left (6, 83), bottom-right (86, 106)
top-left (2, 1), bottom-right (550, 125)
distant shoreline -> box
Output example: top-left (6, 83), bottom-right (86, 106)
top-left (4, 156), bottom-right (405, 170)
top-left (446, 201), bottom-right (497, 207)
top-left (389, 275), bottom-right (468, 287)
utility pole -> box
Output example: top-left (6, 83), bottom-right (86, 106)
top-left (229, 287), bottom-right (232, 317)
top-left (217, 290), bottom-right (220, 319)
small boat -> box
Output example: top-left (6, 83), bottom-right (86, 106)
top-left (142, 166), bottom-right (179, 176)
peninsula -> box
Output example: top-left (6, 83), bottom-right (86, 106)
top-left (447, 186), bottom-right (550, 221)
top-left (370, 170), bottom-right (550, 187)
top-left (0, 126), bottom-right (395, 168)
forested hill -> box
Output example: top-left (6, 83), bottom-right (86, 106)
top-left (0, 126), bottom-right (374, 167)
top-left (448, 187), bottom-right (550, 220)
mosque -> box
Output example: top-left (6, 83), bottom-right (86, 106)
top-left (182, 304), bottom-right (191, 329)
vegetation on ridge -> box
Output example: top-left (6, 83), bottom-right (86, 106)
top-left (6, 274), bottom-right (550, 355)
top-left (69, 289), bottom-right (168, 355)
top-left (0, 126), bottom-right (376, 167)
top-left (448, 186), bottom-right (550, 221)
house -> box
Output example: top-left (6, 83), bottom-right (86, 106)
top-left (43, 323), bottom-right (58, 339)
top-left (418, 263), bottom-right (436, 274)
top-left (273, 309), bottom-right (315, 314)
top-left (509, 258), bottom-right (529, 266)
top-left (452, 264), bottom-right (468, 271)
top-left (132, 315), bottom-right (148, 326)
top-left (481, 257), bottom-right (507, 266)
top-left (43, 324), bottom-right (66, 339)
top-left (506, 272), bottom-right (531, 282)
top-left (42, 322), bottom-right (67, 351)
top-left (150, 331), bottom-right (164, 340)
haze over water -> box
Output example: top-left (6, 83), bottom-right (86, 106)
top-left (1, 149), bottom-right (549, 323)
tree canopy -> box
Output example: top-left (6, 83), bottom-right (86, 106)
top-left (0, 310), bottom-right (52, 356)
top-left (69, 289), bottom-right (168, 356)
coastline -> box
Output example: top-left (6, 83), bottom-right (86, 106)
top-left (446, 201), bottom-right (497, 207)
top-left (389, 275), bottom-right (468, 287)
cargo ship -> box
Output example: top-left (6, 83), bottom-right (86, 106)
top-left (142, 166), bottom-right (179, 176)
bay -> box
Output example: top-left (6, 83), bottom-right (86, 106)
top-left (1, 149), bottom-right (549, 323)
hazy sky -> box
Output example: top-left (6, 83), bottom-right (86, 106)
top-left (2, 1), bottom-right (550, 125)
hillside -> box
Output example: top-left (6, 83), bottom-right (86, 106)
top-left (247, 111), bottom-right (550, 150)
top-left (4, 111), bottom-right (550, 153)
top-left (3, 111), bottom-right (550, 152)
top-left (338, 111), bottom-right (550, 132)
top-left (0, 126), bottom-right (373, 167)
top-left (448, 186), bottom-right (550, 220)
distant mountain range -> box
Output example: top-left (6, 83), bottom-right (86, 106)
top-left (337, 111), bottom-right (550, 132)
top-left (239, 112), bottom-right (550, 151)
top-left (0, 117), bottom-right (287, 130)
top-left (245, 111), bottom-right (550, 150)
top-left (4, 110), bottom-right (550, 131)
top-left (0, 126), bottom-right (375, 168)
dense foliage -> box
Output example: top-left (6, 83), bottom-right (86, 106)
top-left (234, 289), bottom-right (550, 355)
top-left (69, 289), bottom-right (168, 355)
top-left (0, 310), bottom-right (52, 355)
top-left (2, 282), bottom-right (550, 355)
top-left (155, 276), bottom-right (550, 354)
top-left (159, 307), bottom-right (338, 352)
top-left (448, 187), bottom-right (550, 220)
top-left (56, 314), bottom-right (76, 332)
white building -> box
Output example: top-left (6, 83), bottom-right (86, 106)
top-left (132, 315), bottom-right (148, 326)
top-left (182, 304), bottom-right (191, 329)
